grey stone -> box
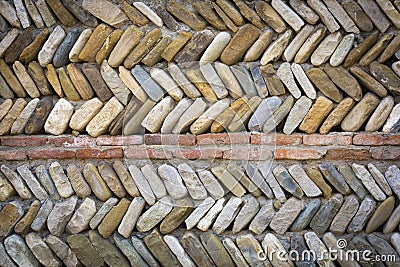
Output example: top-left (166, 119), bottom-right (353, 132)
top-left (150, 68), bottom-right (183, 101)
top-left (200, 63), bottom-right (228, 99)
top-left (304, 232), bottom-right (334, 267)
top-left (284, 96), bottom-right (312, 134)
top-left (172, 98), bottom-right (207, 134)
top-left (168, 63), bottom-right (201, 99)
top-left (200, 232), bottom-right (235, 267)
top-left (25, 232), bottom-right (61, 267)
top-left (323, 0), bottom-right (359, 33)
top-left (232, 195), bottom-right (259, 234)
top-left (89, 197), bottom-right (118, 229)
top-left (181, 232), bottom-right (215, 267)
top-left (348, 195), bottom-right (376, 233)
top-left (16, 164), bottom-right (48, 200)
top-left (82, 0), bottom-right (128, 27)
top-left (366, 95), bottom-right (393, 132)
top-left (47, 196), bottom-right (77, 236)
top-left (231, 65), bottom-right (258, 96)
top-left (161, 98), bottom-right (193, 134)
top-left (392, 233), bottom-right (400, 255)
top-left (263, 95), bottom-right (294, 133)
top-left (53, 28), bottom-right (79, 68)
top-left (384, 205), bottom-right (400, 234)
top-left (11, 98), bottom-right (39, 135)
top-left (348, 236), bottom-right (383, 266)
top-left (1, 164), bottom-right (32, 199)
top-left (352, 163), bottom-right (386, 201)
top-left (197, 197), bottom-right (227, 231)
top-left (197, 170), bottom-right (225, 200)
top-left (273, 165), bottom-right (303, 198)
top-left (261, 29), bottom-right (293, 65)
top-left (330, 33), bottom-right (355, 66)
top-left (0, 242), bottom-right (17, 267)
top-left (4, 234), bottom-right (39, 267)
top-left (213, 196), bottom-right (242, 234)
top-left (49, 161), bottom-right (74, 198)
top-left (31, 198), bottom-right (53, 231)
top-left (114, 161), bottom-right (139, 198)
top-left (283, 24), bottom-right (314, 62)
top-left (62, 0), bottom-right (97, 27)
top-left (290, 198), bottom-right (321, 232)
top-left (245, 164), bottom-right (274, 198)
top-left (367, 234), bottom-right (400, 267)
top-left (178, 163), bottom-right (207, 200)
top-left (259, 162), bottom-right (287, 202)
top-left (164, 235), bottom-right (196, 267)
top-left (143, 229), bottom-right (181, 267)
top-left (222, 237), bottom-right (249, 267)
top-left (337, 165), bottom-right (368, 199)
top-left (272, 0), bottom-right (304, 31)
top-left (250, 63), bottom-right (268, 98)
top-left (310, 193), bottom-right (343, 234)
top-left (38, 25), bottom-right (66, 67)
top-left (158, 164), bottom-right (188, 199)
top-left (308, 0), bottom-right (339, 32)
top-left (249, 198), bottom-right (275, 235)
top-left (66, 197), bottom-right (96, 234)
top-left (249, 96), bottom-right (282, 132)
top-left (330, 194), bottom-right (359, 234)
top-left (322, 232), bottom-right (358, 267)
top-left (114, 234), bottom-right (148, 267)
top-left (136, 197), bottom-right (173, 232)
top-left (288, 164), bottom-right (322, 197)
top-left (185, 197), bottom-right (215, 230)
top-left (141, 164), bottom-right (167, 199)
top-left (100, 60), bottom-right (131, 105)
top-left (319, 163), bottom-right (351, 195)
top-left (368, 163), bottom-right (392, 196)
top-left (123, 99), bottom-right (155, 135)
top-left (190, 99), bottom-right (230, 134)
top-left (277, 62), bottom-right (302, 99)
top-left (358, 0), bottom-right (391, 32)
top-left (200, 32), bottom-right (231, 64)
top-left (270, 197), bottom-right (305, 234)
top-left (262, 233), bottom-right (294, 267)
top-left (128, 165), bottom-right (156, 205)
top-left (236, 234), bottom-right (265, 266)
top-left (118, 197), bottom-right (145, 238)
top-left (385, 165), bottom-right (400, 199)
top-left (66, 164), bottom-right (91, 199)
top-left (45, 235), bottom-right (80, 267)
top-left (214, 62), bottom-right (243, 99)
top-left (131, 65), bottom-right (164, 102)
top-left (131, 236), bottom-right (160, 267)
top-left (291, 233), bottom-right (316, 267)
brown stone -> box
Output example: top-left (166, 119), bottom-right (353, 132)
top-left (27, 61), bottom-right (52, 96)
top-left (306, 67), bottom-right (343, 103)
top-left (211, 96), bottom-right (248, 132)
top-left (220, 24), bottom-right (260, 65)
top-left (342, 0), bottom-right (373, 32)
top-left (0, 202), bottom-right (22, 237)
top-left (98, 198), bottom-right (130, 238)
top-left (185, 69), bottom-right (218, 101)
top-left (304, 166), bottom-right (332, 198)
top-left (156, 6), bottom-right (180, 31)
top-left (144, 229), bottom-right (181, 267)
top-left (120, 1), bottom-right (149, 26)
top-left (175, 30), bottom-right (215, 64)
top-left (300, 96), bottom-right (334, 134)
top-left (166, 0), bottom-right (207, 30)
top-left (212, 2), bottom-right (239, 32)
top-left (124, 28), bottom-right (161, 68)
top-left (160, 206), bottom-right (193, 234)
top-left (142, 37), bottom-right (172, 67)
top-left (0, 59), bottom-right (26, 97)
top-left (294, 25), bottom-right (327, 64)
top-left (343, 31), bottom-right (379, 68)
top-left (82, 0), bottom-right (128, 27)
top-left (255, 0), bottom-right (286, 33)
top-left (109, 25), bottom-right (143, 68)
top-left (320, 97), bottom-right (355, 134)
top-left (324, 65), bottom-right (362, 101)
top-left (341, 93), bottom-right (380, 131)
top-left (5, 27), bottom-right (36, 64)
top-left (67, 63), bottom-right (94, 100)
top-left (98, 162), bottom-right (126, 198)
top-left (46, 64), bottom-right (63, 97)
top-left (193, 1), bottom-right (227, 30)
top-left (161, 32), bottom-right (192, 62)
top-left (216, 0), bottom-right (245, 26)
top-left (14, 200), bottom-right (40, 234)
top-left (366, 196), bottom-right (395, 234)
top-left (79, 24), bottom-right (113, 62)
top-left (19, 29), bottom-right (49, 64)
top-left (233, 0), bottom-right (265, 28)
top-left (359, 33), bottom-right (393, 67)
top-left (95, 29), bottom-right (124, 66)
top-left (58, 67), bottom-right (81, 101)
top-left (378, 34), bottom-right (400, 63)
top-left (82, 63), bottom-right (113, 102)
top-left (349, 66), bottom-right (387, 97)
top-left (25, 96), bottom-right (53, 134)
top-left (46, 0), bottom-right (78, 26)
top-left (181, 232), bottom-right (216, 267)
top-left (260, 64), bottom-right (286, 95)
top-left (370, 61), bottom-right (400, 95)
top-left (0, 99), bottom-right (27, 135)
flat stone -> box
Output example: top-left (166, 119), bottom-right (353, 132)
top-left (26, 233), bottom-right (61, 267)
top-left (131, 65), bottom-right (164, 102)
top-left (330, 194), bottom-right (359, 234)
top-left (59, 66), bottom-right (82, 101)
top-left (150, 69), bottom-right (183, 101)
top-left (370, 61), bottom-right (400, 95)
top-left (207, 4), bottom-right (238, 32)
top-left (366, 96), bottom-right (394, 132)
top-left (164, 0), bottom-right (205, 30)
top-left (160, 205), bottom-right (193, 234)
top-left (308, 0), bottom-right (340, 32)
top-left (0, 59), bottom-right (26, 98)
top-left (211, 96), bottom-right (247, 132)
top-left (197, 197), bottom-right (227, 231)
top-left (67, 63), bottom-right (94, 100)
top-left (260, 64), bottom-right (286, 96)
top-left (168, 63), bottom-right (201, 99)
top-left (228, 96), bottom-right (262, 132)
top-left (132, 2), bottom-right (162, 27)
top-left (235, 234), bottom-right (266, 266)
top-left (263, 95), bottom-right (294, 133)
top-left (63, 0), bottom-right (97, 27)
top-left (158, 164), bottom-right (188, 199)
top-left (118, 67), bottom-right (147, 102)
top-left (99, 61), bottom-right (130, 105)
top-left (0, 1), bottom-right (21, 28)
top-left (68, 29), bottom-right (91, 63)
top-left (98, 162), bottom-right (126, 198)
top-left (12, 61), bottom-right (39, 98)
top-left (82, 0), bottom-right (127, 27)
top-left (5, 27), bottom-right (38, 65)
top-left (283, 96), bottom-right (312, 134)
top-left (295, 25), bottom-right (327, 64)
top-left (270, 197), bottom-right (304, 234)
top-left (255, 1), bottom-right (286, 33)
top-left (193, 1), bottom-right (226, 30)
top-left (385, 165), bottom-right (400, 199)
top-left (383, 103), bottom-right (400, 132)
top-left (211, 165), bottom-right (246, 197)
top-left (135, 196), bottom-right (173, 232)
top-left (140, 164), bottom-right (167, 199)
top-left (120, 1), bottom-right (148, 26)
top-left (38, 25), bottom-right (66, 67)
top-left (161, 31), bottom-right (192, 62)
top-left (215, 0), bottom-right (244, 25)
top-left (212, 196), bottom-right (242, 234)
top-left (0, 29), bottom-right (19, 58)
top-left (300, 95), bottom-right (334, 134)
top-left (377, 0), bottom-right (400, 28)
top-left (330, 34), bottom-right (355, 66)
top-left (272, 165), bottom-right (303, 198)
top-left (262, 233), bottom-right (294, 267)
top-left (79, 24), bottom-right (113, 62)
top-left (384, 205), bottom-right (400, 234)
top-left (45, 64), bottom-right (63, 97)
top-left (164, 235), bottom-right (196, 267)
top-left (272, 0), bottom-right (304, 31)
top-left (348, 195), bottom-right (376, 233)
top-left (46, 0), bottom-right (77, 26)
top-left (185, 197), bottom-right (215, 230)
top-left (16, 164), bottom-right (47, 201)
top-left (47, 196), bottom-right (77, 236)
top-left (249, 97), bottom-right (281, 132)
top-left (391, 233), bottom-right (400, 255)
top-left (227, 163), bottom-right (262, 196)
top-left (0, 99), bottom-right (13, 121)
top-left (349, 66), bottom-right (387, 97)
top-left (0, 171), bottom-right (15, 202)
top-left (144, 229), bottom-right (181, 267)
top-left (117, 197), bottom-right (145, 238)
top-left (44, 98), bottom-right (74, 135)
top-left (31, 198), bottom-right (53, 231)
top-left (34, 165), bottom-right (58, 200)
top-left (155, 6), bottom-right (179, 31)
top-left (26, 61), bottom-right (51, 96)
top-left (11, 98), bottom-right (39, 135)
top-left (368, 235), bottom-right (400, 267)
top-left (112, 162), bottom-right (138, 198)
top-left (181, 232), bottom-right (215, 267)
top-left (177, 164), bottom-right (207, 200)
top-left (319, 163), bottom-right (351, 195)
top-left (0, 75), bottom-right (14, 99)
top-left (131, 236), bottom-right (160, 267)
top-left (348, 236), bottom-right (381, 266)
top-left (290, 198), bottom-right (321, 232)
top-left (0, 202), bottom-right (23, 238)
top-left (277, 62), bottom-right (302, 99)
top-left (1, 164), bottom-right (31, 199)
top-left (379, 34), bottom-right (400, 63)
top-left (337, 165), bottom-right (367, 199)
top-left (324, 0), bottom-right (360, 32)
top-left (231, 65), bottom-right (258, 96)
top-left (320, 97), bottom-right (354, 134)
top-left (200, 63), bottom-right (230, 98)
top-left (368, 164), bottom-right (392, 197)
top-left (114, 233), bottom-right (148, 267)
top-left (283, 25), bottom-right (314, 63)
top-left (175, 30), bottom-right (214, 64)
top-left (221, 24), bottom-right (260, 65)
top-left (290, 0), bottom-right (319, 24)
top-left (0, 242), bottom-right (16, 267)
top-left (83, 163), bottom-right (113, 201)
top-left (53, 29), bottom-right (79, 68)
top-left (191, 99), bottom-right (230, 134)
top-left (98, 198), bottom-right (130, 238)
top-left (311, 32), bottom-right (342, 66)
top-left (80, 66), bottom-right (110, 102)
top-left (250, 63), bottom-right (268, 97)
top-left (35, 0), bottom-right (56, 27)
top-left (249, 198), bottom-right (274, 234)
top-left (291, 233), bottom-right (316, 267)
top-left (358, 0), bottom-right (391, 32)
top-left (123, 99), bottom-right (155, 135)
top-left (67, 234), bottom-right (104, 267)
top-left (310, 193), bottom-right (343, 234)
top-left (200, 32), bottom-right (231, 64)
top-left (341, 93), bottom-right (380, 131)
top-left (343, 30), bottom-right (379, 68)
top-left (304, 232), bottom-right (334, 267)
top-left (160, 98), bottom-right (192, 134)
top-left (142, 36), bottom-right (172, 67)
top-left (185, 68), bottom-right (218, 101)
top-left (232, 195), bottom-right (259, 234)
top-left (5, 234), bottom-right (39, 267)
top-left (365, 196), bottom-right (394, 234)
top-left (201, 232), bottom-right (235, 267)
top-left (69, 98), bottom-right (103, 132)
top-left (360, 34), bottom-right (393, 67)
top-left (66, 198), bottom-right (96, 234)
top-left (172, 98), bottom-right (207, 134)
top-left (325, 65), bottom-right (362, 101)
top-left (89, 197), bottom-right (118, 229)
top-left (292, 63), bottom-right (316, 99)
top-left (342, 0), bottom-right (373, 32)
top-left (197, 171), bottom-right (225, 199)
top-left (261, 30), bottom-right (292, 65)
top-left (48, 161), bottom-right (74, 198)
top-left (288, 164), bottom-right (322, 197)
top-left (127, 30), bottom-right (163, 68)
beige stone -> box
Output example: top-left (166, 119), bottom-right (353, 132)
top-left (69, 98), bottom-right (103, 132)
top-left (200, 32), bottom-right (231, 64)
top-left (306, 67), bottom-right (343, 103)
top-left (118, 66), bottom-right (148, 103)
top-left (83, 163), bottom-right (113, 202)
top-left (322, 0), bottom-right (359, 33)
top-left (307, 0), bottom-right (339, 32)
top-left (343, 31), bottom-right (379, 68)
top-left (295, 25), bottom-right (327, 64)
top-left (100, 60), bottom-right (131, 105)
top-left (299, 96), bottom-right (334, 134)
top-left (108, 25), bottom-right (142, 68)
top-left (82, 0), bottom-right (128, 27)
top-left (38, 25), bottom-right (65, 67)
top-left (58, 67), bottom-right (81, 101)
top-left (320, 97), bottom-right (355, 134)
top-left (95, 29), bottom-right (123, 65)
top-left (350, 66), bottom-right (387, 97)
top-left (255, 1), bottom-right (286, 33)
top-left (244, 30), bottom-right (273, 62)
top-left (166, 0), bottom-right (206, 30)
top-left (272, 0), bottom-right (304, 31)
top-left (46, 64), bottom-right (63, 97)
top-left (212, 2), bottom-right (239, 32)
top-left (13, 61), bottom-right (40, 98)
top-left (360, 33), bottom-right (393, 67)
top-left (67, 63), bottom-right (94, 100)
top-left (78, 24), bottom-right (113, 62)
top-left (0, 99), bottom-right (27, 135)
top-left (261, 30), bottom-right (292, 65)
top-left (98, 198), bottom-right (130, 238)
top-left (311, 32), bottom-right (342, 66)
top-left (44, 98), bottom-right (74, 135)
top-left (0, 29), bottom-right (18, 58)
top-left (216, 0), bottom-right (245, 26)
top-left (330, 33), bottom-right (355, 66)
top-left (132, 2), bottom-right (163, 27)
top-left (283, 24), bottom-right (314, 62)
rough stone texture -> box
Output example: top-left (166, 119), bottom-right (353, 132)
top-left (270, 197), bottom-right (305, 234)
top-left (66, 197), bottom-right (96, 234)
top-left (16, 164), bottom-right (48, 201)
top-left (160, 206), bottom-right (193, 234)
top-left (26, 232), bottom-right (61, 267)
top-left (300, 96), bottom-right (334, 134)
top-left (4, 234), bottom-right (39, 267)
top-left (295, 26), bottom-right (327, 64)
top-left (272, 0), bottom-right (304, 31)
top-left (330, 194), bottom-right (359, 234)
top-left (25, 96), bottom-right (53, 135)
top-left (31, 198), bottom-right (53, 231)
top-left (49, 161), bottom-right (74, 198)
top-left (200, 32), bottom-right (231, 64)
top-left (262, 233), bottom-right (294, 267)
top-left (348, 195), bottom-right (376, 233)
top-left (284, 96), bottom-right (312, 134)
top-left (11, 98), bottom-right (39, 135)
top-left (67, 234), bottom-right (104, 267)
top-left (83, 163), bottom-right (113, 202)
top-left (261, 30), bottom-right (292, 65)
top-left (201, 232), bottom-right (235, 267)
top-left (118, 197), bottom-right (145, 238)
top-left (290, 198), bottom-right (321, 232)
top-left (47, 196), bottom-right (77, 236)
top-left (311, 32), bottom-right (342, 66)
top-left (310, 193), bottom-right (343, 234)
top-left (69, 98), bottom-right (103, 132)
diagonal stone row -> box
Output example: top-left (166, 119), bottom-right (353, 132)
top-left (1, 160), bottom-right (400, 238)
top-left (2, 229), bottom-right (399, 267)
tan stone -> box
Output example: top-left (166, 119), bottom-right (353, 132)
top-left (14, 200), bottom-right (40, 234)
top-left (160, 206), bottom-right (193, 234)
top-left (306, 67), bottom-right (343, 103)
top-left (0, 99), bottom-right (27, 135)
top-left (376, 0), bottom-right (400, 29)
top-left (79, 24), bottom-right (113, 62)
top-left (233, 0), bottom-right (265, 28)
top-left (211, 97), bottom-right (247, 133)
top-left (322, 0), bottom-right (359, 33)
top-left (0, 59), bottom-right (26, 97)
top-left (142, 36), bottom-right (172, 67)
top-left (120, 1), bottom-right (149, 26)
top-left (304, 166), bottom-right (332, 198)
top-left (46, 64), bottom-right (63, 97)
top-left (161, 32), bottom-right (192, 62)
top-left (378, 34), bottom-right (400, 63)
top-left (320, 97), bottom-right (355, 134)
top-left (0, 99), bottom-right (13, 122)
top-left (221, 24), bottom-right (260, 65)
top-left (193, 1), bottom-right (227, 30)
top-left (66, 63), bottom-right (94, 100)
top-left (69, 29), bottom-right (92, 62)
top-left (299, 96), bottom-right (334, 133)
top-left (185, 69), bottom-right (218, 101)
top-left (107, 26), bottom-right (142, 68)
top-left (342, 0), bottom-right (373, 32)
top-left (359, 33), bottom-right (393, 67)
top-left (311, 32), bottom-right (342, 66)
top-left (82, 0), bottom-right (128, 27)
top-left (366, 196), bottom-right (395, 234)
top-left (228, 96), bottom-right (262, 132)
top-left (341, 93), bottom-right (380, 131)
top-left (216, 0), bottom-right (245, 26)
top-left (46, 0), bottom-right (77, 26)
top-left (132, 2), bottom-right (163, 27)
top-left (58, 67), bottom-right (81, 101)
top-left (212, 2), bottom-right (239, 32)
top-left (272, 0), bottom-right (304, 31)
top-left (0, 202), bottom-right (23, 237)
top-left (244, 30), bottom-right (273, 62)
top-left (28, 61), bottom-right (52, 96)
top-left (255, 1), bottom-right (286, 33)
top-left (307, 0), bottom-right (339, 32)
top-left (343, 31), bottom-right (379, 68)
top-left (349, 66), bottom-right (387, 97)
top-left (166, 0), bottom-right (207, 30)
top-left (83, 163), bottom-right (113, 202)
top-left (261, 30), bottom-right (292, 65)
top-left (12, 61), bottom-right (40, 98)
top-left (124, 28), bottom-right (161, 68)
top-left (260, 64), bottom-right (286, 95)
top-left (324, 65), bottom-right (362, 101)
top-left (19, 29), bottom-right (49, 64)
top-left (118, 66), bottom-right (148, 103)
top-left (295, 25), bottom-right (327, 64)
top-left (283, 24), bottom-right (314, 62)
top-left (98, 198), bottom-right (130, 238)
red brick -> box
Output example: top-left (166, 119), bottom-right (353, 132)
top-left (124, 147), bottom-right (173, 159)
top-left (0, 150), bottom-right (27, 160)
top-left (223, 147), bottom-right (273, 160)
top-left (144, 134), bottom-right (196, 145)
top-left (173, 149), bottom-right (223, 159)
top-left (76, 148), bottom-right (123, 159)
top-left (371, 147), bottom-right (400, 160)
top-left (47, 136), bottom-right (74, 147)
top-left (303, 134), bottom-right (353, 146)
top-left (65, 136), bottom-right (96, 147)
top-left (1, 136), bottom-right (47, 147)
top-left (251, 134), bottom-right (303, 146)
top-left (353, 134), bottom-right (400, 146)
top-left (28, 149), bottom-right (76, 159)
top-left (197, 133), bottom-right (250, 145)
top-left (324, 149), bottom-right (371, 160)
top-left (96, 135), bottom-right (144, 146)
top-left (275, 148), bottom-right (324, 160)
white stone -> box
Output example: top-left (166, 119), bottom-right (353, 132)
top-left (178, 163), bottom-right (208, 200)
top-left (118, 197), bottom-right (146, 238)
top-left (141, 96), bottom-right (176, 133)
top-left (322, 0), bottom-right (359, 33)
top-left (136, 196), bottom-right (173, 232)
top-left (69, 29), bottom-right (92, 62)
top-left (47, 196), bottom-right (77, 236)
top-left (185, 197), bottom-right (215, 230)
top-left (197, 170), bottom-right (225, 199)
top-left (66, 198), bottom-right (96, 234)
top-left (35, 0), bottom-right (56, 27)
top-left (164, 235), bottom-right (196, 267)
top-left (190, 99), bottom-right (230, 134)
top-left (172, 98), bottom-right (207, 134)
top-left (197, 197), bottom-right (227, 231)
top-left (141, 164), bottom-right (167, 199)
top-left (132, 2), bottom-right (163, 27)
top-left (368, 163), bottom-right (392, 196)
top-left (150, 68), bottom-right (183, 101)
top-left (330, 34), bottom-right (355, 66)
top-left (365, 95), bottom-right (394, 132)
top-left (0, 1), bottom-right (21, 28)
top-left (200, 63), bottom-right (228, 99)
top-left (383, 103), bottom-right (400, 132)
top-left (283, 25), bottom-right (314, 62)
top-left (158, 164), bottom-right (188, 199)
top-left (311, 31), bottom-right (342, 66)
top-left (283, 96), bottom-right (312, 134)
top-left (304, 232), bottom-right (334, 267)
top-left (4, 234), bottom-right (39, 267)
top-left (288, 164), bottom-right (322, 197)
top-left (258, 162), bottom-right (286, 203)
top-left (200, 32), bottom-right (231, 64)
top-left (168, 63), bottom-right (201, 99)
top-left (261, 30), bottom-right (292, 65)
top-left (277, 62), bottom-right (301, 98)
top-left (69, 98), bottom-right (103, 132)
top-left (272, 0), bottom-right (304, 31)
top-left (232, 195), bottom-right (259, 234)
top-left (352, 163), bottom-right (386, 201)
top-left (0, 29), bottom-right (19, 58)
top-left (48, 161), bottom-right (74, 198)
top-left (14, 0), bottom-right (30, 28)
top-left (307, 0), bottom-right (340, 33)
top-left (161, 98), bottom-right (193, 133)
top-left (38, 25), bottom-right (66, 67)
top-left (128, 165), bottom-right (156, 206)
top-left (89, 198), bottom-right (118, 229)
top-left (212, 196), bottom-right (242, 234)
top-left (45, 98), bottom-right (74, 135)
top-left (222, 238), bottom-right (250, 267)
top-left (248, 96), bottom-right (282, 132)
top-left (291, 63), bottom-right (316, 99)
top-left (24, 0), bottom-right (44, 28)
top-left (262, 233), bottom-right (294, 267)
